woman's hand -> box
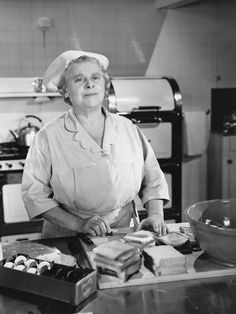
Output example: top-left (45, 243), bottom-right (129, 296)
top-left (80, 215), bottom-right (111, 237)
top-left (136, 214), bottom-right (167, 236)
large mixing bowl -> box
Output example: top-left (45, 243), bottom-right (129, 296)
top-left (185, 199), bottom-right (236, 267)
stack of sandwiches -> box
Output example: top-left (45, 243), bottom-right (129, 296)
top-left (93, 239), bottom-right (142, 282)
top-left (143, 245), bottom-right (186, 276)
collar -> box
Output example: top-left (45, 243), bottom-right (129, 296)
top-left (64, 107), bottom-right (118, 154)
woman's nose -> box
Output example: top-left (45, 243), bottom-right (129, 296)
top-left (85, 78), bottom-right (94, 88)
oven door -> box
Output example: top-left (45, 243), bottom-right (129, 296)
top-left (139, 122), bottom-right (172, 159)
top-left (3, 183), bottom-right (30, 223)
top-left (0, 171), bottom-right (42, 242)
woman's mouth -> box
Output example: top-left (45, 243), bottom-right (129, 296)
top-left (84, 93), bottom-right (97, 97)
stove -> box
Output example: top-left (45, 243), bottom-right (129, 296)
top-left (0, 142), bottom-right (28, 171)
top-left (0, 142), bottom-right (42, 241)
top-left (0, 142), bottom-right (28, 159)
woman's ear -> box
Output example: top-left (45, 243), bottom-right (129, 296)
top-left (65, 89), bottom-right (68, 98)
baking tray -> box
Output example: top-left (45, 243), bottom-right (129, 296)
top-left (0, 253), bottom-right (97, 305)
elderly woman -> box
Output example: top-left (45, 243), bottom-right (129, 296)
top-left (22, 50), bottom-right (169, 238)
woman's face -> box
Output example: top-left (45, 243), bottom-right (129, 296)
top-left (64, 61), bottom-right (106, 111)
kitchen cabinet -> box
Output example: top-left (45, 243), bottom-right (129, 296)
top-left (208, 134), bottom-right (236, 199)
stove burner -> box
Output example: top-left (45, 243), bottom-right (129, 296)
top-left (0, 142), bottom-right (28, 159)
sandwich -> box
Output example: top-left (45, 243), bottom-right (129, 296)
top-left (123, 230), bottom-right (156, 248)
top-left (93, 239), bottom-right (142, 282)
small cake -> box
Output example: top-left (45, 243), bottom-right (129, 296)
top-left (14, 255), bottom-right (27, 266)
top-left (14, 264), bottom-right (26, 271)
top-left (25, 258), bottom-right (38, 269)
top-left (27, 267), bottom-right (39, 275)
top-left (55, 267), bottom-right (64, 279)
top-left (3, 262), bottom-right (14, 269)
top-left (66, 269), bottom-right (76, 281)
top-left (38, 261), bottom-right (51, 274)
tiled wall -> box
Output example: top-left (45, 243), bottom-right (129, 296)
top-left (147, 0), bottom-right (236, 111)
top-left (0, 0), bottom-right (163, 77)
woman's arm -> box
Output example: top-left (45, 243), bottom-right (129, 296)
top-left (135, 126), bottom-right (169, 235)
top-left (145, 199), bottom-right (164, 219)
top-left (41, 206), bottom-right (82, 233)
top-left (41, 206), bottom-right (111, 237)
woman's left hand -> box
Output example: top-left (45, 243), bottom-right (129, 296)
top-left (136, 214), bottom-right (167, 236)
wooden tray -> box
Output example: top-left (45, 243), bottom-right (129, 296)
top-left (80, 225), bottom-right (236, 290)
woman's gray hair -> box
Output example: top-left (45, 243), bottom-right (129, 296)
top-left (57, 55), bottom-right (111, 106)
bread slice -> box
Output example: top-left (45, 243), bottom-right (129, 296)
top-left (158, 265), bottom-right (186, 276)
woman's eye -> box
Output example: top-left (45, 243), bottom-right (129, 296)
top-left (74, 77), bottom-right (82, 82)
top-left (93, 75), bottom-right (101, 80)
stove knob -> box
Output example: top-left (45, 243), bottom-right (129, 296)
top-left (0, 164), bottom-right (2, 169)
top-left (19, 162), bottom-right (25, 167)
top-left (6, 163), bottom-right (13, 169)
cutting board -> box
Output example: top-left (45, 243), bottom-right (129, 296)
top-left (80, 225), bottom-right (236, 290)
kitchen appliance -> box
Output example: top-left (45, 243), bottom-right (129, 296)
top-left (0, 142), bottom-right (43, 242)
top-left (9, 114), bottom-right (43, 147)
top-left (211, 88), bottom-right (236, 135)
top-left (107, 77), bottom-right (183, 222)
top-left (208, 88), bottom-right (236, 199)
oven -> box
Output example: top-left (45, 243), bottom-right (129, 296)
top-left (107, 77), bottom-right (183, 222)
top-left (0, 143), bottom-right (43, 242)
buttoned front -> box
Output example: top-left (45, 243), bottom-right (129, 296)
top-left (22, 107), bottom-right (169, 228)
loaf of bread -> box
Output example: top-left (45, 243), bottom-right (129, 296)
top-left (143, 245), bottom-right (186, 275)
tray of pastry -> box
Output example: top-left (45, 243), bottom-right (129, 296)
top-left (0, 253), bottom-right (97, 305)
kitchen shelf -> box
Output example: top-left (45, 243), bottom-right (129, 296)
top-left (0, 92), bottom-right (60, 98)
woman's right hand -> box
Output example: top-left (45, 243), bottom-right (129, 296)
top-left (80, 215), bottom-right (111, 237)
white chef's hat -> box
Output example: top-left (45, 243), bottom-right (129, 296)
top-left (43, 50), bottom-right (109, 91)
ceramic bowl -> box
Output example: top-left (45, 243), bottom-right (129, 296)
top-left (185, 199), bottom-right (236, 267)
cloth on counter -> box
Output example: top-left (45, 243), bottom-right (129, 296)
top-left (183, 111), bottom-right (207, 156)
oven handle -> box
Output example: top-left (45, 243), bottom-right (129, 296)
top-left (131, 117), bottom-right (162, 125)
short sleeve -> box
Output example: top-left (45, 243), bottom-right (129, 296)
top-left (136, 126), bottom-right (170, 206)
top-left (21, 130), bottom-right (59, 219)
